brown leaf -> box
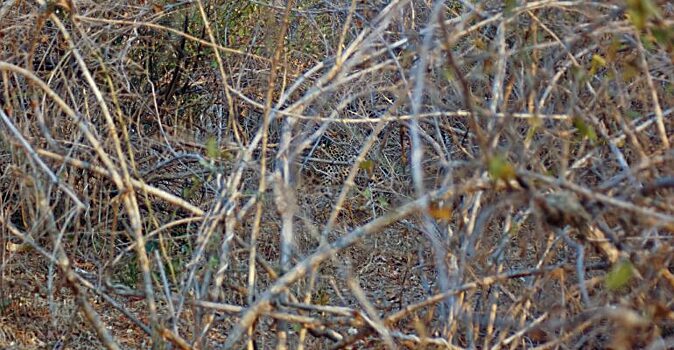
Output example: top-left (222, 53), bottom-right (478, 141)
top-left (428, 201), bottom-right (452, 221)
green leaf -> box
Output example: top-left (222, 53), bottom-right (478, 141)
top-left (665, 83), bottom-right (674, 99)
top-left (606, 38), bottom-right (622, 63)
top-left (182, 176), bottom-right (203, 200)
top-left (626, 110), bottom-right (642, 120)
top-left (359, 159), bottom-right (375, 175)
top-left (626, 0), bottom-right (660, 30)
top-left (507, 222), bottom-right (521, 237)
top-left (205, 136), bottom-right (219, 159)
top-left (606, 260), bottom-right (634, 290)
top-left (525, 116), bottom-right (542, 144)
top-left (589, 54), bottom-right (607, 76)
top-left (488, 155), bottom-right (515, 181)
top-left (145, 240), bottom-right (158, 253)
top-left (208, 256), bottom-right (219, 269)
top-left (504, 0), bottom-right (517, 16)
top-left (570, 64), bottom-right (587, 83)
top-left (621, 60), bottom-right (640, 81)
top-left (376, 196), bottom-right (389, 209)
top-left (652, 26), bottom-right (674, 45)
top-left (0, 298), bottom-right (11, 313)
top-left (443, 67), bottom-right (454, 82)
top-left (641, 33), bottom-right (656, 50)
top-left (362, 187), bottom-right (372, 200)
top-left (572, 117), bottom-right (597, 144)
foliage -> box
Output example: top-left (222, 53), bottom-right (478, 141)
top-left (0, 0), bottom-right (672, 349)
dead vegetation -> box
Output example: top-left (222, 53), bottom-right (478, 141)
top-left (0, 0), bottom-right (673, 349)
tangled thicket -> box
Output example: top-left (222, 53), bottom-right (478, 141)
top-left (1, 0), bottom-right (673, 349)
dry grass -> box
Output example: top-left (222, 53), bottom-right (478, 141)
top-left (1, 0), bottom-right (673, 349)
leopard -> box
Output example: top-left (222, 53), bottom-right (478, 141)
top-left (297, 129), bottom-right (391, 227)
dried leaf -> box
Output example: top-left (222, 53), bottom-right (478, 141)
top-left (428, 201), bottom-right (452, 221)
top-left (152, 3), bottom-right (164, 13)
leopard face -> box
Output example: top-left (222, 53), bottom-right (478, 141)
top-left (303, 134), bottom-right (375, 189)
top-left (298, 130), bottom-right (391, 225)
